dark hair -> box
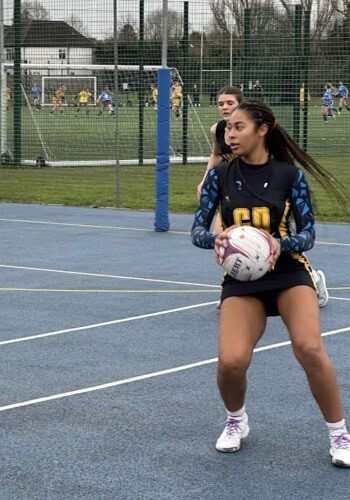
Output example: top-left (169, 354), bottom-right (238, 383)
top-left (235, 99), bottom-right (349, 210)
top-left (217, 86), bottom-right (243, 103)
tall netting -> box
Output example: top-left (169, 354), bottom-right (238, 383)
top-left (0, 0), bottom-right (349, 221)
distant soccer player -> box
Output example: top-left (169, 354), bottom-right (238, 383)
top-left (97, 88), bottom-right (115, 116)
top-left (75, 88), bottom-right (93, 116)
top-left (151, 84), bottom-right (158, 110)
top-left (299, 82), bottom-right (310, 111)
top-left (338, 81), bottom-right (350, 113)
top-left (5, 86), bottom-right (12, 110)
top-left (31, 83), bottom-right (41, 111)
top-left (171, 81), bottom-right (183, 119)
top-left (321, 84), bottom-right (333, 123)
top-left (329, 83), bottom-right (339, 117)
top-left (50, 85), bottom-right (66, 114)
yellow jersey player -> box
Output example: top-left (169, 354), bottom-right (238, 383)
top-left (171, 81), bottom-right (183, 119)
top-left (75, 89), bottom-right (93, 116)
top-left (50, 85), bottom-right (66, 114)
top-left (151, 84), bottom-right (158, 110)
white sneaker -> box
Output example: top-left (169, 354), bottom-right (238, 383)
top-left (313, 269), bottom-right (329, 308)
top-left (330, 433), bottom-right (350, 467)
top-left (215, 414), bottom-right (250, 452)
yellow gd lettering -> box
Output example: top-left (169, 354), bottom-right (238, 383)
top-left (233, 207), bottom-right (271, 232)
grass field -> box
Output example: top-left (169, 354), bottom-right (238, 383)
top-left (0, 98), bottom-right (349, 222)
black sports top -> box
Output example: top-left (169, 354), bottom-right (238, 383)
top-left (215, 120), bottom-right (236, 162)
top-left (191, 157), bottom-right (315, 255)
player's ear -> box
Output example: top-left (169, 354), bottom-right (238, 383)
top-left (258, 123), bottom-right (269, 137)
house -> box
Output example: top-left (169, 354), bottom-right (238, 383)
top-left (4, 20), bottom-right (95, 76)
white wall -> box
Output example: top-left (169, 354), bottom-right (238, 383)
top-left (6, 47), bottom-right (93, 75)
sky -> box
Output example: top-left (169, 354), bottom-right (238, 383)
top-left (2, 0), bottom-right (215, 38)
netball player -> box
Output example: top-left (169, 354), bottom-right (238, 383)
top-left (338, 81), bottom-right (350, 113)
top-left (191, 99), bottom-right (350, 467)
top-left (197, 86), bottom-right (329, 307)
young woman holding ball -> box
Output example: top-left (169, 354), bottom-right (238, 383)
top-left (191, 99), bottom-right (350, 467)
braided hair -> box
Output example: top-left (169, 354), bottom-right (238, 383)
top-left (235, 99), bottom-right (349, 211)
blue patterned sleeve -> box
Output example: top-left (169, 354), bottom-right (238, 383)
top-left (191, 168), bottom-right (220, 249)
top-left (277, 169), bottom-right (315, 253)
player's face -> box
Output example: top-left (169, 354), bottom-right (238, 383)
top-left (226, 110), bottom-right (268, 157)
top-left (217, 94), bottom-right (240, 121)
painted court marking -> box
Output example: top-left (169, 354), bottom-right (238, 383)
top-left (329, 296), bottom-right (350, 302)
top-left (0, 288), bottom-right (220, 294)
top-left (0, 218), bottom-right (188, 235)
top-left (0, 218), bottom-right (349, 246)
top-left (0, 325), bottom-right (349, 413)
top-left (0, 265), bottom-right (221, 289)
top-left (0, 300), bottom-right (219, 347)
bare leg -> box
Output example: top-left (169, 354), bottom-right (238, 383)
top-left (218, 296), bottom-right (266, 411)
top-left (278, 286), bottom-right (343, 423)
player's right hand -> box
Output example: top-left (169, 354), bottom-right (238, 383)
top-left (196, 181), bottom-right (204, 200)
top-left (214, 225), bottom-right (239, 265)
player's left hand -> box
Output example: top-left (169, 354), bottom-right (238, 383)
top-left (267, 234), bottom-right (281, 271)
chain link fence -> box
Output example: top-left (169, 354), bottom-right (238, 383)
top-left (0, 0), bottom-right (349, 220)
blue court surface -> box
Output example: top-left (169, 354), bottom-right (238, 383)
top-left (0, 202), bottom-right (349, 500)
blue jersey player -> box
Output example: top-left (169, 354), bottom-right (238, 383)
top-left (191, 99), bottom-right (350, 467)
top-left (322, 84), bottom-right (334, 122)
top-left (338, 81), bottom-right (350, 113)
top-left (97, 88), bottom-right (115, 116)
top-left (31, 84), bottom-right (41, 110)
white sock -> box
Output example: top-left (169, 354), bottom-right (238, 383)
top-left (326, 419), bottom-right (347, 438)
top-left (227, 405), bottom-right (245, 419)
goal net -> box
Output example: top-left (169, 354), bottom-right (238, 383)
top-left (1, 63), bottom-right (211, 167)
top-left (41, 76), bottom-right (97, 107)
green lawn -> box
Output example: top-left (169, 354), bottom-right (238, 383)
top-left (1, 100), bottom-right (349, 222)
top-left (0, 160), bottom-right (349, 222)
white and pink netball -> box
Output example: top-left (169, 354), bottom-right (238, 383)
top-left (219, 226), bottom-right (272, 281)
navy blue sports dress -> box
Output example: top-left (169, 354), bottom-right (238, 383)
top-left (191, 157), bottom-right (317, 316)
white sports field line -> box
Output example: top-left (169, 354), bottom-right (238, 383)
top-left (0, 265), bottom-right (221, 288)
top-left (0, 300), bottom-right (219, 347)
top-left (0, 218), bottom-right (349, 246)
top-left (1, 265), bottom-right (350, 292)
top-left (0, 325), bottom-right (349, 413)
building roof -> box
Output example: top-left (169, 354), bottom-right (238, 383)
top-left (4, 21), bottom-right (95, 48)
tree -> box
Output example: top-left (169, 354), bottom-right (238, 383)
top-left (119, 23), bottom-right (138, 42)
top-left (65, 14), bottom-right (89, 37)
top-left (145, 9), bottom-right (183, 40)
top-left (21, 1), bottom-right (49, 22)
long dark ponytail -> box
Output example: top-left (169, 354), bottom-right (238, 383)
top-left (236, 99), bottom-right (349, 211)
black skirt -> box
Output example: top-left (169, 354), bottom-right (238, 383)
top-left (221, 253), bottom-right (317, 316)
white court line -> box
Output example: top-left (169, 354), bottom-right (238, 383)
top-left (0, 288), bottom-right (220, 294)
top-left (328, 287), bottom-right (350, 290)
top-left (0, 218), bottom-right (188, 235)
top-left (0, 325), bottom-right (349, 413)
top-left (0, 300), bottom-right (219, 347)
top-left (329, 296), bottom-right (350, 302)
top-left (0, 218), bottom-right (349, 246)
top-left (0, 265), bottom-right (221, 289)
top-left (315, 241), bottom-right (350, 247)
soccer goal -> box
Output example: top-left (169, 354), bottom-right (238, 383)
top-left (1, 63), bottom-right (211, 167)
top-left (41, 76), bottom-right (97, 107)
